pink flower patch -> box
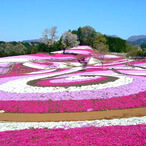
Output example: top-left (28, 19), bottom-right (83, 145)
top-left (0, 125), bottom-right (145, 146)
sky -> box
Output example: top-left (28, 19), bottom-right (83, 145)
top-left (0, 0), bottom-right (146, 41)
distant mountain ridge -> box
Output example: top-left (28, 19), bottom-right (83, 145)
top-left (128, 38), bottom-right (146, 45)
top-left (127, 35), bottom-right (146, 42)
top-left (127, 35), bottom-right (146, 45)
top-left (22, 39), bottom-right (45, 43)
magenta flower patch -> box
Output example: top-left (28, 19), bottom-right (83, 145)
top-left (0, 125), bottom-right (145, 146)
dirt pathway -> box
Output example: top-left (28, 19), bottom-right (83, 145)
top-left (0, 107), bottom-right (145, 122)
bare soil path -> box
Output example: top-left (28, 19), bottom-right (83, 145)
top-left (0, 107), bottom-right (145, 122)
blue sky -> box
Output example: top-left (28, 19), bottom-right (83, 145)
top-left (0, 0), bottom-right (146, 41)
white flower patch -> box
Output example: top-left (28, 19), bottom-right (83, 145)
top-left (0, 55), bottom-right (38, 63)
top-left (0, 116), bottom-right (145, 131)
top-left (102, 59), bottom-right (133, 66)
top-left (123, 73), bottom-right (146, 75)
top-left (24, 62), bottom-right (68, 70)
top-left (65, 50), bottom-right (90, 55)
top-left (0, 58), bottom-right (31, 63)
top-left (112, 66), bottom-right (144, 70)
top-left (72, 46), bottom-right (93, 50)
top-left (56, 62), bottom-right (68, 69)
top-left (0, 73), bottom-right (133, 93)
top-left (88, 57), bottom-right (100, 65)
top-left (51, 50), bottom-right (62, 53)
top-left (23, 62), bottom-right (49, 69)
top-left (67, 62), bottom-right (81, 67)
top-left (104, 55), bottom-right (121, 58)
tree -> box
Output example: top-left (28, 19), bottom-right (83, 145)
top-left (72, 26), bottom-right (97, 46)
top-left (40, 26), bottom-right (58, 53)
top-left (61, 31), bottom-right (79, 53)
top-left (72, 27), bottom-right (83, 45)
top-left (137, 50), bottom-right (146, 58)
top-left (9, 41), bottom-right (17, 45)
top-left (80, 26), bottom-right (97, 46)
top-left (141, 44), bottom-right (146, 51)
top-left (126, 45), bottom-right (139, 65)
top-left (93, 34), bottom-right (109, 68)
top-left (105, 36), bottom-right (127, 52)
top-left (37, 43), bottom-right (48, 52)
top-left (52, 39), bottom-right (64, 52)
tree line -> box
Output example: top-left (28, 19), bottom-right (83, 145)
top-left (0, 25), bottom-right (146, 58)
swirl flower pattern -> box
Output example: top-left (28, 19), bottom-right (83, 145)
top-left (0, 46), bottom-right (146, 113)
top-left (0, 46), bottom-right (146, 145)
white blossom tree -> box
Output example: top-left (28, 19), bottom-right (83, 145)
top-left (41, 26), bottom-right (58, 47)
top-left (61, 31), bottom-right (80, 53)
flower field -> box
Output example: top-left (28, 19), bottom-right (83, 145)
top-left (0, 46), bottom-right (146, 145)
